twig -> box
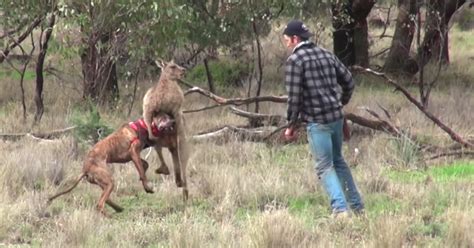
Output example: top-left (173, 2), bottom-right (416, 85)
top-left (0, 15), bottom-right (43, 63)
top-left (376, 102), bottom-right (392, 119)
top-left (370, 47), bottom-right (390, 58)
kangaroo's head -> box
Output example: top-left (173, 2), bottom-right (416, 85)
top-left (156, 59), bottom-right (186, 80)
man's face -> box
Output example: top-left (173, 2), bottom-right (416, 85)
top-left (283, 35), bottom-right (300, 50)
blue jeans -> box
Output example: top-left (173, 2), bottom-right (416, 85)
top-left (307, 119), bottom-right (364, 213)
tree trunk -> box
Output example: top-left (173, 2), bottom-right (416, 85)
top-left (332, 0), bottom-right (375, 66)
top-left (203, 58), bottom-right (215, 93)
top-left (252, 20), bottom-right (263, 116)
top-left (332, 2), bottom-right (356, 66)
top-left (81, 31), bottom-right (119, 106)
top-left (33, 14), bottom-right (55, 125)
top-left (418, 0), bottom-right (466, 67)
top-left (384, 0), bottom-right (419, 74)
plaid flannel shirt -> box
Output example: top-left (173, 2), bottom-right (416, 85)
top-left (285, 42), bottom-right (354, 124)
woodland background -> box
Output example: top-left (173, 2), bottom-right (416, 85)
top-left (0, 0), bottom-right (473, 247)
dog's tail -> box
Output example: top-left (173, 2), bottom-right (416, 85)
top-left (47, 172), bottom-right (86, 203)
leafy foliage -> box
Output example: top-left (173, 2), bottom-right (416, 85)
top-left (185, 59), bottom-right (250, 88)
top-left (70, 103), bottom-right (113, 145)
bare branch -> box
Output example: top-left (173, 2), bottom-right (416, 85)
top-left (34, 14), bottom-right (56, 125)
top-left (0, 15), bottom-right (43, 63)
top-left (183, 104), bottom-right (222, 114)
top-left (376, 102), bottom-right (392, 120)
top-left (183, 86), bottom-right (287, 106)
top-left (352, 66), bottom-right (473, 148)
top-left (192, 125), bottom-right (278, 143)
top-left (0, 21), bottom-right (27, 39)
top-left (229, 106), bottom-right (283, 126)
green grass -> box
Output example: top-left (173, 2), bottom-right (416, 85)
top-left (270, 144), bottom-right (309, 167)
top-left (365, 193), bottom-right (403, 216)
top-left (387, 161), bottom-right (474, 183)
top-left (0, 69), bottom-right (36, 81)
top-left (287, 194), bottom-right (328, 224)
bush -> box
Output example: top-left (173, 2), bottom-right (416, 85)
top-left (388, 133), bottom-right (423, 169)
top-left (70, 104), bottom-right (113, 145)
top-left (185, 59), bottom-right (250, 88)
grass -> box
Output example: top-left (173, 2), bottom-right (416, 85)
top-left (388, 161), bottom-right (474, 183)
top-left (0, 13), bottom-right (473, 248)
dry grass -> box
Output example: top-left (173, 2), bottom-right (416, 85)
top-left (0, 18), bottom-right (473, 248)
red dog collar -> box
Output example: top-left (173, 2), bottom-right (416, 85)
top-left (129, 118), bottom-right (161, 145)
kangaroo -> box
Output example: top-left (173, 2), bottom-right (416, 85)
top-left (142, 59), bottom-right (189, 201)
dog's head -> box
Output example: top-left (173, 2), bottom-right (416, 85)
top-left (152, 113), bottom-right (176, 136)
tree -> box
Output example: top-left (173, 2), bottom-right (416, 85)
top-left (417, 0), bottom-right (466, 67)
top-left (384, 0), bottom-right (419, 73)
top-left (332, 0), bottom-right (376, 67)
top-left (34, 13), bottom-right (56, 124)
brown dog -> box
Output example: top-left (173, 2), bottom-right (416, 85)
top-left (48, 113), bottom-right (177, 216)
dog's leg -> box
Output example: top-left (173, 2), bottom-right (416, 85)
top-left (142, 159), bottom-right (149, 173)
top-left (130, 143), bottom-right (154, 193)
top-left (154, 146), bottom-right (170, 175)
top-left (89, 165), bottom-right (115, 216)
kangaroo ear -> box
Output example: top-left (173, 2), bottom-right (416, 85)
top-left (154, 58), bottom-right (166, 69)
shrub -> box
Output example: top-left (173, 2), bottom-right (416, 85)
top-left (388, 133), bottom-right (423, 169)
top-left (185, 59), bottom-right (250, 88)
top-left (70, 104), bottom-right (113, 145)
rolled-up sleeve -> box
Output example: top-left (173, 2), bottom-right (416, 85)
top-left (334, 58), bottom-right (354, 105)
top-left (285, 58), bottom-right (303, 123)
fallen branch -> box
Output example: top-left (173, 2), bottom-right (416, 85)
top-left (0, 126), bottom-right (76, 141)
top-left (183, 84), bottom-right (414, 139)
top-left (184, 86), bottom-right (287, 106)
top-left (426, 151), bottom-right (474, 161)
top-left (344, 112), bottom-right (401, 137)
top-left (192, 125), bottom-right (278, 143)
top-left (352, 66), bottom-right (473, 148)
top-left (229, 106), bottom-right (283, 126)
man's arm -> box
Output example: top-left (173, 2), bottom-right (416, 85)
top-left (333, 57), bottom-right (354, 105)
top-left (285, 58), bottom-right (303, 125)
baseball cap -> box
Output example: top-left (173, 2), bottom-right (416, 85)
top-left (283, 20), bottom-right (314, 39)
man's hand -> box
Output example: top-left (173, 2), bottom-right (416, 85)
top-left (283, 127), bottom-right (297, 142)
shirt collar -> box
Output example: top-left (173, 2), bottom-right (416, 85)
top-left (292, 40), bottom-right (312, 53)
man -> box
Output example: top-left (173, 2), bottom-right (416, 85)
top-left (282, 20), bottom-right (364, 217)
